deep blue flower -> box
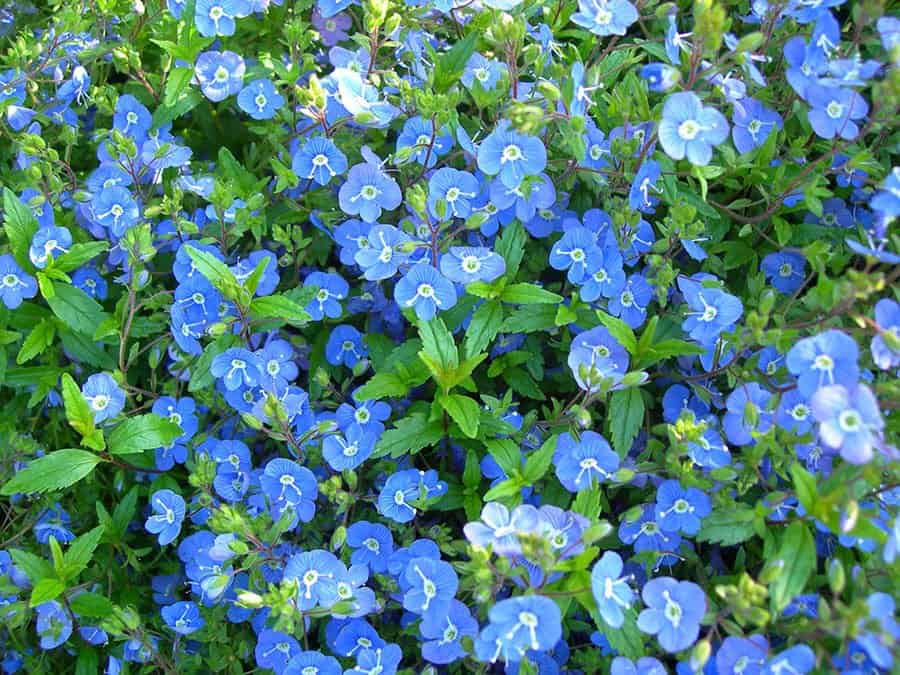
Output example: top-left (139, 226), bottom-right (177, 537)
top-left (91, 185), bottom-right (140, 237)
top-left (82, 372), bottom-right (125, 423)
top-left (396, 116), bottom-right (452, 167)
top-left (637, 577), bottom-right (706, 653)
top-left (0, 253), bottom-right (37, 309)
top-left (641, 63), bottom-right (680, 92)
top-left (237, 78), bottom-right (284, 120)
top-left (305, 271), bottom-right (348, 320)
top-left (658, 92), bottom-right (729, 166)
top-left (474, 595), bottom-right (561, 665)
top-left (630, 160), bottom-right (662, 213)
top-left (394, 264), bottom-right (457, 321)
top-left (35, 505), bottom-right (75, 544)
top-left (762, 645), bottom-right (816, 674)
top-left (786, 329), bottom-right (860, 398)
top-left (339, 161), bottom-right (403, 223)
top-left (161, 601), bottom-right (205, 635)
top-left (378, 469), bottom-right (445, 523)
top-left (679, 276), bottom-right (744, 345)
top-left (292, 136), bottom-right (348, 186)
top-left (716, 634), bottom-right (769, 675)
top-left (723, 382), bottom-right (774, 446)
top-left (549, 226), bottom-right (600, 283)
top-left (325, 324), bottom-right (367, 367)
top-left (345, 521), bottom-right (393, 573)
top-left (144, 489), bottom-right (186, 546)
top-left (402, 556), bottom-right (458, 620)
top-left (654, 480), bottom-right (712, 535)
top-left (590, 551), bottom-right (635, 628)
top-left (283, 549), bottom-right (345, 610)
top-left (255, 630), bottom-right (301, 672)
top-left (353, 224), bottom-right (411, 280)
top-left (609, 273), bottom-right (654, 329)
top-left (113, 94), bottom-right (152, 143)
top-left (346, 644), bottom-right (402, 675)
top-left (619, 504), bottom-right (683, 558)
top-left (477, 123), bottom-right (547, 189)
top-left (571, 0), bottom-right (638, 36)
top-left (194, 50), bottom-right (245, 102)
top-left (761, 251), bottom-right (806, 294)
top-left (578, 244), bottom-right (626, 302)
top-left (420, 599), bottom-right (478, 664)
top-left (211, 348), bottom-right (264, 391)
top-left (439, 246), bottom-right (505, 285)
top-left (611, 656), bottom-right (668, 675)
top-left (256, 339), bottom-right (299, 391)
top-left (322, 423), bottom-right (377, 470)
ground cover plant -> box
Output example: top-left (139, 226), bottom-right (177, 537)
top-left (0, 0), bottom-right (898, 672)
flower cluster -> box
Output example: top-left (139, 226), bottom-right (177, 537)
top-left (0, 0), bottom-right (897, 673)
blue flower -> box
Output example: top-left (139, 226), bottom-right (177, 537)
top-left (332, 68), bottom-right (398, 127)
top-left (477, 123), bottom-right (547, 189)
top-left (0, 253), bottom-right (37, 309)
top-left (394, 264), bottom-right (457, 321)
top-left (463, 502), bottom-right (540, 555)
top-left (427, 168), bottom-right (480, 221)
top-left (292, 136), bottom-right (348, 186)
top-left (630, 161), bottom-right (662, 213)
top-left (658, 92), bottom-right (729, 166)
top-left (325, 324), bottom-right (367, 367)
top-left (611, 656), bottom-right (668, 675)
top-left (762, 645), bottom-right (816, 674)
top-left (82, 372), bottom-right (125, 423)
top-left (402, 556), bottom-right (458, 620)
top-left (807, 86), bottom-right (868, 141)
top-left (305, 271), bottom-right (348, 320)
top-left (35, 601), bottom-right (72, 650)
top-left (283, 549), bottom-right (345, 610)
top-left (284, 651), bottom-right (342, 675)
top-left (462, 54), bottom-right (505, 91)
top-left (260, 458), bottom-right (318, 523)
top-left (549, 226), bottom-right (600, 283)
top-left (346, 521), bottom-right (393, 573)
top-left (732, 98), bottom-right (783, 153)
top-left (35, 505), bottom-right (75, 544)
top-left (554, 431), bottom-right (620, 492)
top-left (211, 348), bottom-right (264, 391)
top-left (811, 384), bottom-right (885, 465)
top-left (91, 185), bottom-right (140, 237)
top-left (346, 644), bottom-right (402, 675)
top-left (578, 245), bottom-right (626, 302)
top-left (195, 0), bottom-right (250, 36)
top-left (609, 273), bottom-right (653, 329)
top-left (378, 469), bottom-right (445, 523)
top-left (872, 298), bottom-right (900, 370)
top-left (761, 251), bottom-right (806, 294)
top-left (255, 630), bottom-right (301, 672)
top-left (786, 329), bottom-right (860, 398)
top-left (776, 389), bottom-right (814, 436)
top-left (640, 63), bottom-right (680, 92)
top-left (161, 601), bottom-right (205, 635)
top-left (654, 480), bottom-right (712, 535)
top-left (237, 78), bottom-right (284, 120)
top-left (322, 423), bottom-right (377, 470)
top-left (353, 224), bottom-right (411, 280)
top-left (420, 599), bottom-right (478, 665)
top-left (439, 246), bottom-right (505, 285)
top-left (571, 0), bottom-right (638, 36)
top-left (715, 634), bottom-right (769, 675)
top-left (194, 50), bottom-right (245, 102)
top-left (619, 504), bottom-right (682, 558)
top-left (567, 325), bottom-right (630, 393)
top-left (396, 116), bottom-right (452, 167)
top-left (144, 489), bottom-right (186, 546)
top-left (723, 383), bottom-right (774, 446)
top-left (256, 339), bottom-right (299, 391)
top-left (29, 225), bottom-right (71, 269)
top-left (474, 595), bottom-right (561, 664)
top-left (637, 577), bottom-right (706, 653)
top-left (679, 277), bottom-right (744, 345)
top-left (591, 551), bottom-right (635, 628)
top-left (490, 173), bottom-right (557, 224)
top-left (339, 161), bottom-right (403, 223)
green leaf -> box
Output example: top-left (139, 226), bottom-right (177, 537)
top-left (500, 283), bottom-right (563, 305)
top-left (636, 339), bottom-right (706, 368)
top-left (770, 521), bottom-right (816, 612)
top-left (16, 319), bottom-right (55, 365)
top-left (418, 318), bottom-right (459, 389)
top-left (46, 283), bottom-right (108, 336)
top-left (69, 592), bottom-right (114, 618)
top-left (2, 187), bottom-right (39, 268)
top-left (189, 334), bottom-right (240, 393)
top-left (62, 525), bottom-right (104, 581)
top-left (52, 242), bottom-right (109, 273)
top-left (495, 221), bottom-right (526, 279)
top-left (8, 549), bottom-right (53, 583)
top-left (596, 311), bottom-right (638, 355)
top-left (184, 244), bottom-right (240, 300)
top-left (696, 506), bottom-right (757, 546)
top-left (164, 67), bottom-right (194, 106)
top-left (608, 388), bottom-right (644, 456)
top-left (483, 478), bottom-right (524, 502)
top-left (60, 373), bottom-right (103, 449)
top-left (29, 578), bottom-right (66, 606)
top-left (373, 414), bottom-right (445, 459)
top-left (354, 372), bottom-right (411, 399)
top-left (75, 649), bottom-right (100, 675)
top-left (485, 439), bottom-right (522, 476)
top-left (432, 31), bottom-right (478, 92)
top-left (1, 449), bottom-right (102, 496)
top-left (790, 463), bottom-right (818, 514)
top-left (249, 294), bottom-right (312, 326)
top-left (463, 300), bottom-right (503, 359)
top-left (439, 393), bottom-right (480, 438)
top-left (522, 435), bottom-right (558, 483)
top-left (463, 449), bottom-right (481, 489)
top-left (107, 414), bottom-right (182, 455)
top-left (501, 304), bottom-right (558, 333)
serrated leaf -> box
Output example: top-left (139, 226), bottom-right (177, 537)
top-left (62, 525), bottom-right (104, 581)
top-left (1, 449), bottom-right (102, 496)
top-left (29, 578), bottom-right (66, 606)
top-left (770, 522), bottom-right (815, 612)
top-left (8, 549), bottom-right (53, 583)
top-left (495, 221), bottom-right (526, 279)
top-left (596, 311), bottom-right (638, 355)
top-left (463, 300), bottom-right (503, 359)
top-left (373, 414), bottom-right (445, 459)
top-left (69, 592), bottom-right (114, 618)
top-left (432, 31), bottom-right (478, 92)
top-left (185, 245), bottom-right (240, 300)
top-left (249, 294), bottom-right (312, 326)
top-left (16, 319), bottom-right (55, 364)
top-left (522, 435), bottom-right (558, 483)
top-left (60, 373), bottom-right (101, 446)
top-left (52, 242), bottom-right (109, 273)
top-left (107, 414), bottom-right (182, 455)
top-left (501, 304), bottom-right (558, 333)
top-left (609, 387), bottom-right (644, 456)
top-left (485, 439), bottom-right (522, 476)
top-left (3, 187), bottom-right (39, 269)
top-left (696, 506), bottom-right (757, 546)
top-left (46, 283), bottom-right (108, 336)
top-left (500, 283), bottom-right (562, 305)
top-left (439, 393), bottom-right (480, 438)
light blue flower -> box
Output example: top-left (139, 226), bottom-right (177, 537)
top-left (427, 168), bottom-right (480, 220)
top-left (82, 372), bottom-right (126, 423)
top-left (571, 0), bottom-right (638, 36)
top-left (211, 348), bottom-right (263, 391)
top-left (637, 577), bottom-right (706, 653)
top-left (194, 50), bottom-right (245, 102)
top-left (283, 549), bottom-right (346, 610)
top-left (658, 92), bottom-right (729, 165)
top-left (0, 253), bottom-right (37, 309)
top-left (292, 136), bottom-right (348, 186)
top-left (338, 161), bottom-right (403, 223)
top-left (590, 551), bottom-right (635, 628)
top-left (237, 78), bottom-right (284, 120)
top-left (305, 271), bottom-right (348, 320)
top-left (394, 264), bottom-right (457, 321)
top-left (473, 595), bottom-right (562, 665)
top-left (259, 458), bottom-right (318, 523)
top-left (554, 430), bottom-right (620, 492)
top-left (353, 224), bottom-right (411, 280)
top-left (195, 0), bottom-right (250, 37)
top-left (439, 246), bottom-right (505, 284)
top-left (811, 384), bottom-right (885, 465)
top-left (144, 490), bottom-right (186, 546)
top-left (477, 123), bottom-right (547, 189)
